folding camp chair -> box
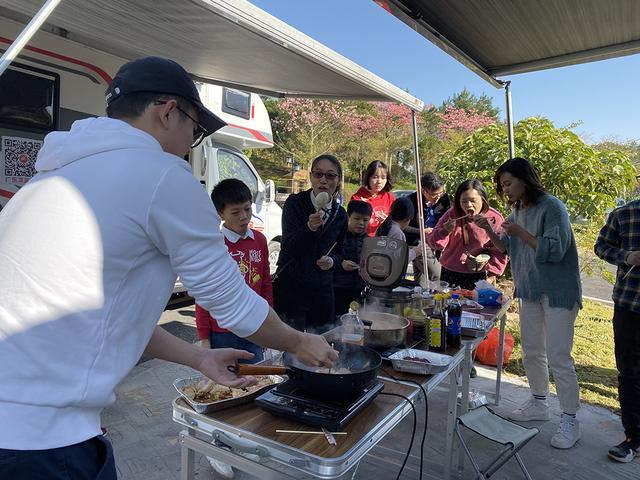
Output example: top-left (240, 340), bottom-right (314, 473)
top-left (455, 405), bottom-right (539, 479)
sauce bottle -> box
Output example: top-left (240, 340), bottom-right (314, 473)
top-left (340, 301), bottom-right (364, 345)
top-left (429, 294), bottom-right (447, 352)
top-left (446, 293), bottom-right (462, 349)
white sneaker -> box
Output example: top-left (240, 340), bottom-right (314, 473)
top-left (551, 414), bottom-right (581, 449)
top-left (505, 397), bottom-right (550, 422)
top-left (207, 456), bottom-right (234, 479)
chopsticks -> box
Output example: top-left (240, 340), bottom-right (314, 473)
top-left (623, 265), bottom-right (636, 280)
top-left (324, 241), bottom-right (338, 256)
top-left (450, 214), bottom-right (471, 222)
top-left (275, 430), bottom-right (347, 435)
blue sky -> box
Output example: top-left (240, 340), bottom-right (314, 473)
top-left (252, 0), bottom-right (639, 144)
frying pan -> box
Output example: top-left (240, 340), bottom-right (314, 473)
top-left (230, 343), bottom-right (382, 400)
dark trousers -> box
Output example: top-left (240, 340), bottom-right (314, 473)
top-left (274, 278), bottom-right (335, 334)
top-left (440, 267), bottom-right (487, 290)
top-left (334, 287), bottom-right (362, 317)
top-left (0, 435), bottom-right (116, 480)
top-left (209, 331), bottom-right (264, 364)
top-left (613, 305), bottom-right (640, 440)
top-left (412, 246), bottom-right (441, 282)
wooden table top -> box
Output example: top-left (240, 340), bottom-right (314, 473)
top-left (175, 378), bottom-right (418, 459)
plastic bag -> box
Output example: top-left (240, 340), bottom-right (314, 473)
top-left (475, 327), bottom-right (514, 367)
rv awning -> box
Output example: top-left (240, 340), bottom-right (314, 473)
top-left (0, 0), bottom-right (424, 110)
top-left (377, 0), bottom-right (640, 87)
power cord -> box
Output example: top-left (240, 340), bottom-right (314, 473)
top-left (379, 391), bottom-right (416, 480)
top-left (382, 367), bottom-right (429, 480)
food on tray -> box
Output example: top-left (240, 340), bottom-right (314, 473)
top-left (450, 288), bottom-right (475, 299)
top-left (182, 377), bottom-right (276, 403)
top-left (402, 356), bottom-right (430, 364)
top-left (461, 299), bottom-right (483, 310)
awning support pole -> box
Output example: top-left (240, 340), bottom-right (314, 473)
top-left (504, 81), bottom-right (515, 158)
top-left (411, 110), bottom-right (428, 274)
top-left (0, 0), bottom-right (63, 77)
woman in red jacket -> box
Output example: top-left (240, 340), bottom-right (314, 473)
top-left (352, 160), bottom-right (395, 236)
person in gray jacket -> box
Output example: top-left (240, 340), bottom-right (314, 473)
top-left (476, 157), bottom-right (582, 450)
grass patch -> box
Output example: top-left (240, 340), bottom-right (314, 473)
top-left (503, 299), bottom-right (619, 413)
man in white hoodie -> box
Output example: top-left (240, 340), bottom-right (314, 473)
top-left (0, 57), bottom-right (337, 479)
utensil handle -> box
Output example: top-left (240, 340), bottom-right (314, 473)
top-left (234, 365), bottom-right (288, 375)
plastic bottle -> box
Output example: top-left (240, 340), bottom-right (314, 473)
top-left (408, 287), bottom-right (428, 344)
top-left (447, 294), bottom-right (462, 349)
top-left (340, 301), bottom-right (364, 345)
top-left (429, 294), bottom-right (447, 352)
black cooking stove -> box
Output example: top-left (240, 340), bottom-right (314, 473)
top-left (255, 380), bottom-right (384, 431)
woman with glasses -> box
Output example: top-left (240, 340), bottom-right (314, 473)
top-left (352, 160), bottom-right (395, 236)
top-left (273, 154), bottom-right (348, 332)
top-left (428, 179), bottom-right (508, 289)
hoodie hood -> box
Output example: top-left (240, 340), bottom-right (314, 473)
top-left (36, 117), bottom-right (163, 172)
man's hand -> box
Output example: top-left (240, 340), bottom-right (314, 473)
top-left (627, 251), bottom-right (640, 266)
top-left (316, 255), bottom-right (334, 270)
top-left (342, 259), bottom-right (359, 271)
top-left (423, 227), bottom-right (433, 235)
top-left (196, 348), bottom-right (258, 389)
top-left (293, 333), bottom-right (339, 367)
top-left (307, 212), bottom-right (323, 231)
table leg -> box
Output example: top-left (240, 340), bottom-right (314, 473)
top-left (457, 343), bottom-right (472, 472)
top-left (444, 367), bottom-right (459, 480)
top-left (180, 428), bottom-right (196, 480)
top-left (495, 309), bottom-right (507, 406)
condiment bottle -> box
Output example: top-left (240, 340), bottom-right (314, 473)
top-left (446, 293), bottom-right (462, 349)
top-left (340, 302), bottom-right (364, 345)
top-left (429, 294), bottom-right (447, 352)
top-left (408, 287), bottom-right (429, 344)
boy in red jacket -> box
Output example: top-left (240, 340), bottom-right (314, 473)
top-left (195, 179), bottom-right (272, 364)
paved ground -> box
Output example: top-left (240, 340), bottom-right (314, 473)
top-left (102, 306), bottom-right (640, 479)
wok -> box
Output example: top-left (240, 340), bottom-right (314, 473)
top-left (232, 343), bottom-right (382, 400)
top-left (351, 311), bottom-right (409, 348)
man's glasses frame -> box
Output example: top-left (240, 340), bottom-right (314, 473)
top-left (154, 100), bottom-right (208, 148)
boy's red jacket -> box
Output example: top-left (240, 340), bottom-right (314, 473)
top-left (195, 228), bottom-right (273, 338)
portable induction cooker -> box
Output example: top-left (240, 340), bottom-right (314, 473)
top-left (255, 380), bottom-right (384, 431)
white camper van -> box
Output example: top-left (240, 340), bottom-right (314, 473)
top-left (0, 16), bottom-right (283, 291)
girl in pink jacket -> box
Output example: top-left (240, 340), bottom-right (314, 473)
top-left (428, 179), bottom-right (508, 289)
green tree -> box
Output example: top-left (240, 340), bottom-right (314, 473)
top-left (437, 117), bottom-right (636, 220)
top-left (440, 88), bottom-right (500, 119)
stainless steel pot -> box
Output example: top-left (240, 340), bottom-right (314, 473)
top-left (347, 311), bottom-right (409, 348)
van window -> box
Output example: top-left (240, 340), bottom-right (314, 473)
top-left (222, 88), bottom-right (250, 120)
top-left (217, 150), bottom-right (258, 199)
top-left (0, 64), bottom-right (59, 132)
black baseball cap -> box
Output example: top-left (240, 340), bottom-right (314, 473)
top-left (105, 56), bottom-right (226, 135)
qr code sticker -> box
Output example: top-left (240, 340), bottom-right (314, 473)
top-left (2, 136), bottom-right (43, 185)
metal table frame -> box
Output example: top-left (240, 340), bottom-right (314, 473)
top-left (174, 302), bottom-right (511, 479)
top-left (174, 348), bottom-right (467, 480)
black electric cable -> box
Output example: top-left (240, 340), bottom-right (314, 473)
top-left (379, 392), bottom-right (417, 480)
top-left (382, 367), bottom-right (429, 480)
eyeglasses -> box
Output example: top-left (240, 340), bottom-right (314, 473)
top-left (154, 100), bottom-right (208, 148)
top-left (311, 171), bottom-right (339, 180)
top-left (425, 190), bottom-right (445, 198)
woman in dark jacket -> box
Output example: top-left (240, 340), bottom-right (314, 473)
top-left (273, 154), bottom-right (347, 332)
